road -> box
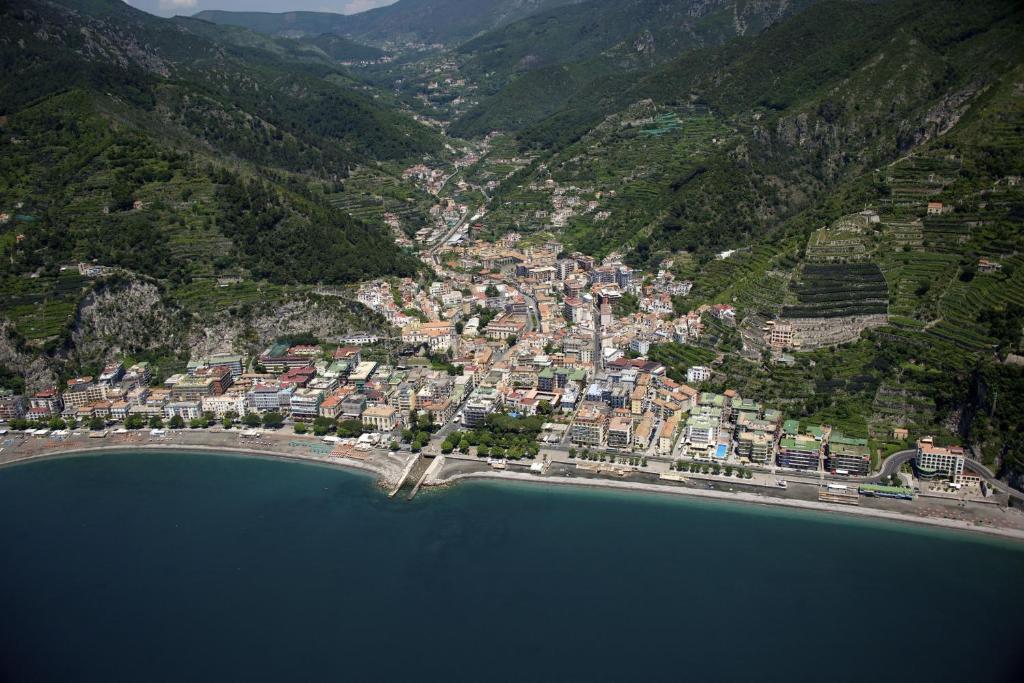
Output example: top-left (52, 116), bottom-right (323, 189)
top-left (873, 448), bottom-right (1024, 502)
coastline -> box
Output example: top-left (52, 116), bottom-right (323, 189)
top-left (0, 438), bottom-right (402, 487)
top-left (3, 438), bottom-right (1023, 543)
top-left (432, 469), bottom-right (1024, 544)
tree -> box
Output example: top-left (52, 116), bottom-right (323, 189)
top-left (294, 422), bottom-right (308, 434)
top-left (485, 284), bottom-right (499, 298)
top-left (389, 441), bottom-right (399, 451)
top-left (48, 417), bottom-right (67, 431)
top-left (222, 417), bottom-right (233, 430)
top-left (262, 412), bottom-right (284, 429)
top-left (507, 335), bottom-right (518, 347)
top-left (189, 417), bottom-right (207, 429)
top-left (169, 415), bottom-right (185, 429)
top-left (242, 413), bottom-right (262, 428)
top-left (124, 415), bottom-right (145, 430)
top-left (148, 415), bottom-right (164, 429)
top-left (313, 416), bottom-right (334, 436)
top-left (88, 416), bottom-right (106, 431)
top-left (568, 447), bottom-right (577, 459)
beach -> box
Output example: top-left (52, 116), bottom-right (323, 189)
top-left (3, 427), bottom-right (1024, 542)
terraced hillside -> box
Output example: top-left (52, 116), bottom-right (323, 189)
top-left (782, 264), bottom-right (889, 320)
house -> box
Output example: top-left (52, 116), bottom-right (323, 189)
top-left (977, 258), bottom-right (1002, 274)
top-left (926, 201), bottom-right (945, 215)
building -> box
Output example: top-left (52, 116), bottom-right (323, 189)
top-left (29, 388), bottom-right (63, 416)
top-left (0, 390), bottom-right (27, 421)
top-left (248, 384), bottom-right (285, 412)
top-left (737, 430), bottom-right (774, 464)
top-left (570, 403), bottom-right (608, 446)
top-left (348, 362), bottom-right (377, 389)
top-left (684, 415), bottom-right (719, 457)
top-left (657, 418), bottom-right (678, 456)
top-left (201, 393), bottom-right (247, 419)
top-left (259, 343), bottom-right (314, 373)
top-left (402, 321), bottom-right (457, 353)
top-left (290, 388), bottom-right (324, 422)
top-left (340, 394), bottom-right (368, 420)
top-left (362, 405), bottom-right (398, 432)
top-left (196, 354), bottom-right (244, 377)
top-left (170, 367), bottom-right (233, 402)
top-left (686, 366), bottom-right (711, 384)
top-left (767, 321), bottom-right (794, 350)
top-left (826, 434), bottom-right (870, 475)
top-left (486, 313), bottom-right (527, 341)
top-left (164, 401), bottom-right (201, 421)
top-left (607, 417), bottom-right (633, 450)
top-left (633, 416), bottom-right (654, 450)
top-left (914, 437), bottom-right (965, 480)
top-left (777, 435), bottom-right (821, 471)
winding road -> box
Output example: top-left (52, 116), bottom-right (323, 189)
top-left (873, 449), bottom-right (1024, 502)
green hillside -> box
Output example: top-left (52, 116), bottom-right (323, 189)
top-left (0, 0), bottom-right (433, 360)
top-left (195, 0), bottom-right (581, 45)
top-left (451, 0), bottom-right (817, 137)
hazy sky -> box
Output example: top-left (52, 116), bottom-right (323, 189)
top-left (125, 1), bottom-right (397, 18)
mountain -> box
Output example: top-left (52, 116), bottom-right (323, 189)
top-left (304, 34), bottom-right (387, 62)
top-left (0, 0), bottom-right (439, 373)
top-left (195, 0), bottom-right (583, 46)
top-left (455, 0), bottom-right (818, 97)
top-left (474, 0), bottom-right (1023, 260)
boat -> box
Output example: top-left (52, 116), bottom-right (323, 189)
top-left (776, 480), bottom-right (788, 489)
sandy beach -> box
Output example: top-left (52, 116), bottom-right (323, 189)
top-left (3, 429), bottom-right (1024, 543)
top-left (0, 428), bottom-right (409, 488)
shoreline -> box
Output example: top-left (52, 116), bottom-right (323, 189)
top-left (0, 441), bottom-right (396, 485)
top-left (431, 469), bottom-right (1024, 544)
top-left (3, 441), bottom-right (1023, 543)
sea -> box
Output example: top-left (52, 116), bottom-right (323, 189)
top-left (0, 450), bottom-right (1022, 683)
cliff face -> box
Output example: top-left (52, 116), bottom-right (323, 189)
top-left (0, 321), bottom-right (58, 392)
top-left (184, 295), bottom-right (392, 360)
top-left (71, 279), bottom-right (186, 369)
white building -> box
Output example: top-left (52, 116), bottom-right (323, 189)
top-left (686, 366), bottom-right (711, 384)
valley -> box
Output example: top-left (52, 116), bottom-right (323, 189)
top-left (1, 0), bottom-right (1023, 500)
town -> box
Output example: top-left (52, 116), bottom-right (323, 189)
top-left (0, 230), bottom-right (1011, 517)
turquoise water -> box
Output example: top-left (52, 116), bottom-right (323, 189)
top-left (0, 451), bottom-right (1022, 683)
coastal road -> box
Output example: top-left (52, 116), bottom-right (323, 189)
top-left (873, 449), bottom-right (1024, 503)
